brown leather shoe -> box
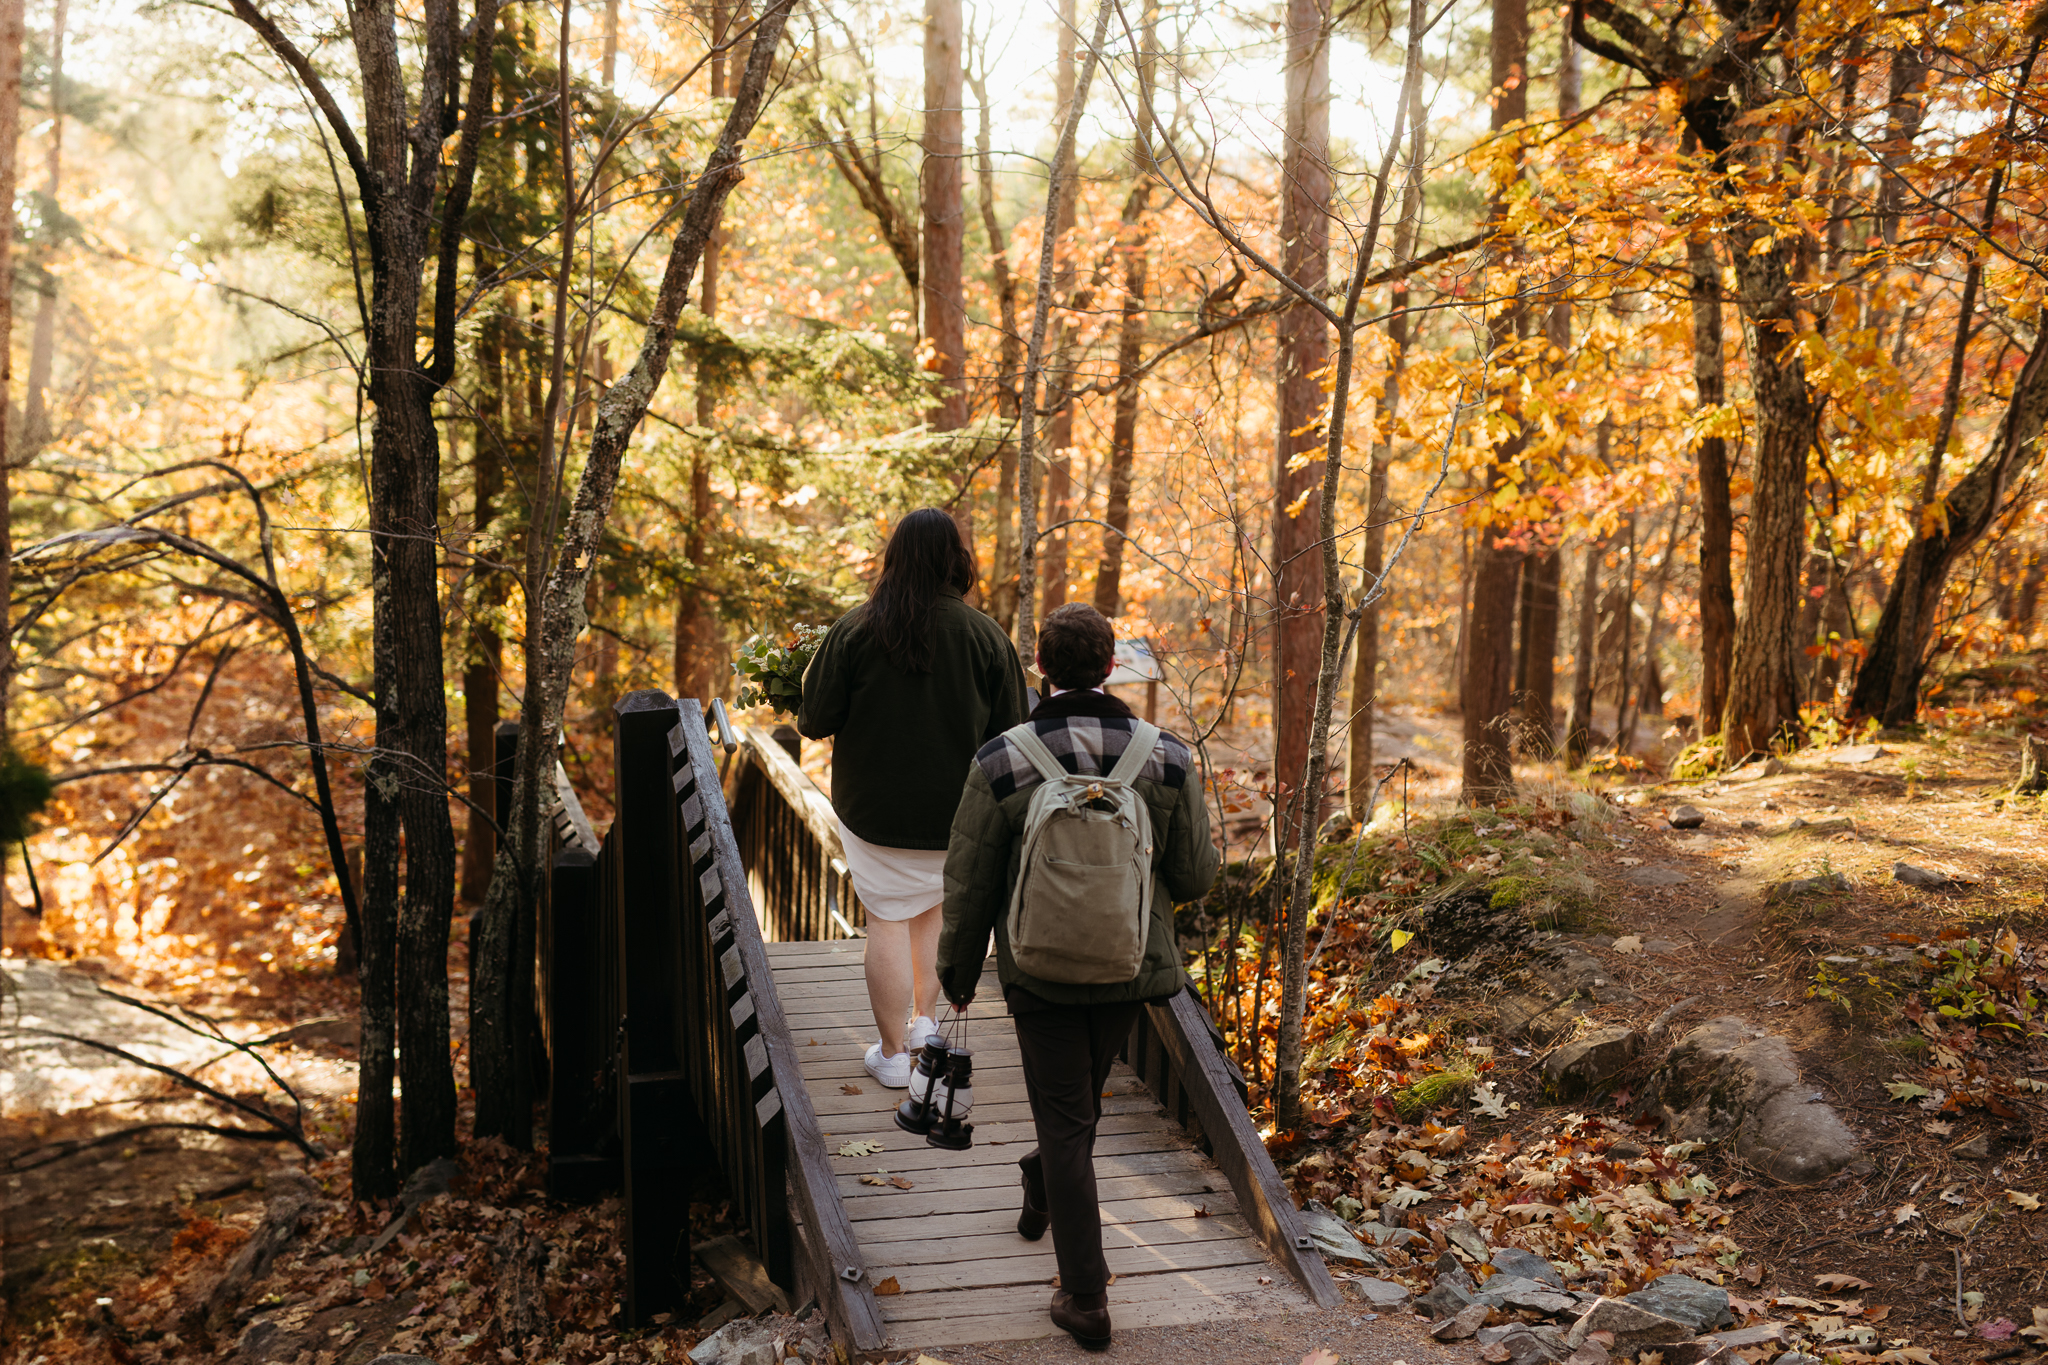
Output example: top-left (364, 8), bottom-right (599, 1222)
top-left (1017, 1172), bottom-right (1049, 1241)
top-left (1050, 1289), bottom-right (1111, 1350)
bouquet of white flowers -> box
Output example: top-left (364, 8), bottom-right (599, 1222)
top-left (732, 624), bottom-right (828, 716)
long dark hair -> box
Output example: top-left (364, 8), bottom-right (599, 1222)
top-left (867, 508), bottom-right (976, 672)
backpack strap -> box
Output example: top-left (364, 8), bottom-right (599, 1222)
top-left (1107, 721), bottom-right (1160, 785)
top-left (1005, 723), bottom-right (1069, 785)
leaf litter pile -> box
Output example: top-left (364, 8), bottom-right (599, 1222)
top-left (11, 1137), bottom-right (829, 1365)
top-left (1192, 796), bottom-right (2048, 1365)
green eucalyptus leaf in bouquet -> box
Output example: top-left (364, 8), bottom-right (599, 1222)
top-left (733, 623), bottom-right (829, 716)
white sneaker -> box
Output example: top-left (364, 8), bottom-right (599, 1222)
top-left (907, 1015), bottom-right (939, 1051)
top-left (864, 1042), bottom-right (912, 1088)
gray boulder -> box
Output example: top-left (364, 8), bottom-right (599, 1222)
top-left (1416, 1261), bottom-right (1478, 1320)
top-left (1479, 1276), bottom-right (1577, 1315)
top-left (1893, 862), bottom-right (1970, 892)
top-left (1344, 1276), bottom-right (1412, 1310)
top-left (1299, 1201), bottom-right (1374, 1263)
top-left (1566, 1298), bottom-right (1694, 1350)
top-left (1764, 871), bottom-right (1849, 903)
top-left (1492, 1326), bottom-right (1572, 1365)
top-left (1643, 1018), bottom-right (1860, 1183)
top-left (1443, 1219), bottom-right (1490, 1263)
top-left (690, 1322), bottom-right (785, 1365)
top-left (1668, 805), bottom-right (1706, 829)
top-left (1542, 1028), bottom-right (1644, 1100)
top-left (1431, 1303), bottom-right (1491, 1341)
top-left (1490, 1246), bottom-right (1567, 1288)
top-left (1622, 1273), bottom-right (1732, 1332)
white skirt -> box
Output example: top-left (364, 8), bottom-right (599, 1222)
top-left (836, 818), bottom-right (948, 923)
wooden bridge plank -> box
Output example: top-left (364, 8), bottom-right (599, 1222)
top-left (818, 1108), bottom-right (1179, 1150)
top-left (815, 1093), bottom-right (1158, 1133)
top-left (841, 1167), bottom-right (1234, 1219)
top-left (878, 1263), bottom-right (1288, 1323)
top-left (835, 1146), bottom-right (1211, 1200)
top-left (863, 1211), bottom-right (1261, 1268)
top-left (888, 1284), bottom-right (1310, 1348)
top-left (846, 1191), bottom-right (1243, 1243)
top-left (825, 1127), bottom-right (1195, 1175)
top-left (876, 1236), bottom-right (1271, 1295)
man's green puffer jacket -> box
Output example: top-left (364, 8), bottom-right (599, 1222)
top-left (937, 688), bottom-right (1220, 1007)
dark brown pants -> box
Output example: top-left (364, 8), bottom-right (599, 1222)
top-left (1008, 988), bottom-right (1142, 1297)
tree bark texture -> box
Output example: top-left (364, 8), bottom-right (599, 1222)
top-left (674, 7), bottom-right (732, 706)
top-left (1272, 0), bottom-right (1331, 820)
top-left (1039, 0), bottom-right (1081, 616)
top-left (21, 0), bottom-right (61, 449)
top-left (1092, 27), bottom-right (1156, 619)
top-left (922, 0), bottom-right (967, 435)
top-left (1012, 0), bottom-right (1111, 668)
top-left (0, 0), bottom-right (23, 739)
top-left (1347, 80), bottom-right (1425, 821)
top-left (1564, 537), bottom-right (1601, 766)
top-left (1720, 217), bottom-right (1817, 759)
top-left (1688, 228), bottom-right (1735, 736)
top-left (1459, 0), bottom-right (1527, 803)
top-left (1852, 337), bottom-right (2048, 723)
top-left (470, 0), bottom-right (796, 1138)
top-left (1849, 43), bottom-right (2040, 724)
top-left (1516, 550), bottom-right (1560, 753)
top-left (971, 60), bottom-right (1023, 630)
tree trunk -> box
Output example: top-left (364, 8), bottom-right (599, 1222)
top-left (1853, 336), bottom-right (2048, 723)
top-left (1272, 0), bottom-right (1331, 818)
top-left (1039, 0), bottom-right (1081, 616)
top-left (922, 0), bottom-right (967, 437)
top-left (971, 57), bottom-right (1022, 631)
top-left (1092, 23), bottom-right (1156, 620)
top-left (1459, 0), bottom-right (1527, 803)
top-left (0, 0), bottom-right (21, 732)
top-left (1688, 228), bottom-right (1735, 735)
top-left (1564, 536), bottom-right (1601, 766)
top-left (1013, 0), bottom-right (1113, 667)
top-left (1849, 47), bottom-right (2040, 724)
top-left (1517, 551), bottom-right (1560, 754)
top-left (461, 303), bottom-right (508, 906)
top-left (20, 0), bottom-right (61, 448)
top-left (470, 0), bottom-right (795, 1140)
top-left (1347, 65), bottom-right (1425, 821)
top-left (673, 8), bottom-right (731, 704)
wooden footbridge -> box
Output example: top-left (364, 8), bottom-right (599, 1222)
top-left (538, 691), bottom-right (1337, 1350)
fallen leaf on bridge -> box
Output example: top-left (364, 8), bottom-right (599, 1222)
top-left (840, 1084), bottom-right (862, 1094)
top-left (837, 1140), bottom-right (883, 1157)
top-left (889, 1176), bottom-right (913, 1189)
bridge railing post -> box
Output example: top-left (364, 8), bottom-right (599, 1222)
top-left (542, 839), bottom-right (614, 1200)
top-left (612, 689), bottom-right (695, 1325)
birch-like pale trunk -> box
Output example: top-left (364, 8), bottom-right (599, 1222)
top-left (470, 0), bottom-right (796, 1137)
top-left (1014, 0), bottom-right (1112, 669)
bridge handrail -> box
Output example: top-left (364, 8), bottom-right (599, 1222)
top-left (726, 725), bottom-right (863, 941)
top-left (671, 705), bottom-right (885, 1349)
top-left (1124, 991), bottom-right (1343, 1308)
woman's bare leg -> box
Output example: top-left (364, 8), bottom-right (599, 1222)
top-left (865, 917), bottom-right (913, 1056)
top-left (906, 903), bottom-right (944, 1025)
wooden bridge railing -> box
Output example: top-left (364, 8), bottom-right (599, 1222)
top-left (725, 726), bottom-right (863, 942)
top-left (537, 691), bottom-right (883, 1349)
top-left (720, 719), bottom-right (1340, 1312)
top-left (540, 693), bottom-right (1334, 1346)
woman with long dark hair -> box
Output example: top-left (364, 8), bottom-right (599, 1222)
top-left (799, 508), bottom-right (1028, 1084)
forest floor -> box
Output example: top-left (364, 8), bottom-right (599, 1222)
top-left (2, 674), bottom-right (2044, 1365)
